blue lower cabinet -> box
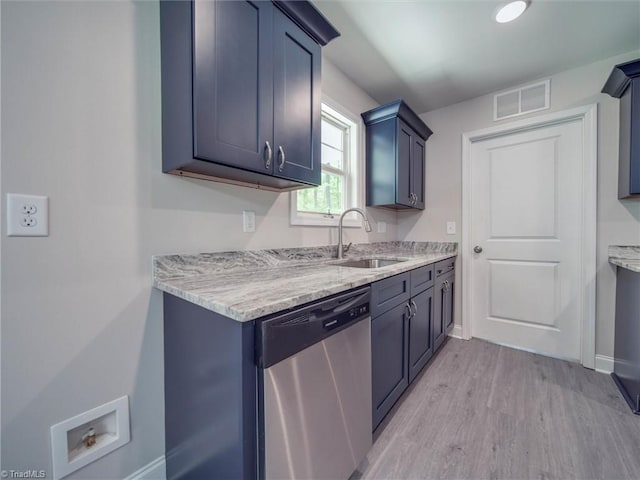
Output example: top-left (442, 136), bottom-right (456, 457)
top-left (408, 287), bottom-right (434, 383)
top-left (611, 267), bottom-right (640, 414)
top-left (434, 258), bottom-right (456, 351)
top-left (372, 301), bottom-right (410, 430)
top-left (163, 294), bottom-right (257, 480)
top-left (372, 265), bottom-right (441, 430)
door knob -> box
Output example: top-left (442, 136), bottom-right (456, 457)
top-left (473, 245), bottom-right (483, 253)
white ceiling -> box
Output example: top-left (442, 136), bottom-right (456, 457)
top-left (313, 0), bottom-right (640, 113)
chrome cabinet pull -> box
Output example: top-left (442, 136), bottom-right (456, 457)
top-left (405, 303), bottom-right (413, 319)
top-left (410, 300), bottom-right (417, 316)
top-left (278, 146), bottom-right (286, 172)
top-left (264, 141), bottom-right (272, 169)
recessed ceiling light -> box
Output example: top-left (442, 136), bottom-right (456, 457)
top-left (495, 0), bottom-right (529, 23)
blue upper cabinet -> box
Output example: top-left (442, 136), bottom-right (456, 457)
top-left (603, 58), bottom-right (640, 199)
top-left (192, 1), bottom-right (274, 175)
top-left (160, 0), bottom-right (338, 191)
top-left (272, 9), bottom-right (321, 185)
top-left (362, 100), bottom-right (432, 210)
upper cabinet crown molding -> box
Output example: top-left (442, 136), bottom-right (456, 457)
top-left (603, 58), bottom-right (640, 199)
top-left (602, 59), bottom-right (640, 98)
top-left (361, 100), bottom-right (433, 141)
top-left (272, 1), bottom-right (340, 46)
top-left (160, 0), bottom-right (339, 192)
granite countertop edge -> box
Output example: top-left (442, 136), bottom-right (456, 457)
top-left (153, 242), bottom-right (458, 322)
top-left (608, 245), bottom-right (640, 273)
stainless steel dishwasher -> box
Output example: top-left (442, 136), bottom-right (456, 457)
top-left (257, 286), bottom-right (372, 480)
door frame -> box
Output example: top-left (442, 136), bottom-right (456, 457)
top-left (461, 104), bottom-right (597, 369)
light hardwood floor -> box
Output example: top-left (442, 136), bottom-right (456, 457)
top-left (357, 338), bottom-right (640, 480)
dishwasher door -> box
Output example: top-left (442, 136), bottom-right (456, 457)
top-left (262, 316), bottom-right (372, 480)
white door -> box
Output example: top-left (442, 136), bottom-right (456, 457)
top-left (470, 119), bottom-right (584, 361)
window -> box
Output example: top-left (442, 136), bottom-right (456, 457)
top-left (290, 101), bottom-right (361, 226)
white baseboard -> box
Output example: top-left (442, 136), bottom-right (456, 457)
top-left (449, 325), bottom-right (464, 339)
top-left (595, 354), bottom-right (614, 374)
top-left (124, 456), bottom-right (166, 480)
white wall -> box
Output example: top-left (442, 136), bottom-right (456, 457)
top-left (398, 51), bottom-right (640, 359)
top-left (0, 1), bottom-right (388, 477)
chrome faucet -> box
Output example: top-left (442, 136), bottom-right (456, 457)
top-left (337, 208), bottom-right (372, 259)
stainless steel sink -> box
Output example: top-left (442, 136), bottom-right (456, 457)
top-left (333, 258), bottom-right (407, 269)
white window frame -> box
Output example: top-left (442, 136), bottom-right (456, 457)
top-left (290, 97), bottom-right (363, 227)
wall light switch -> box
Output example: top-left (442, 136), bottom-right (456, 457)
top-left (446, 221), bottom-right (456, 235)
top-left (377, 221), bottom-right (387, 233)
top-left (243, 210), bottom-right (256, 233)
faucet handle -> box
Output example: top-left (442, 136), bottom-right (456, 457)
top-left (343, 242), bottom-right (352, 254)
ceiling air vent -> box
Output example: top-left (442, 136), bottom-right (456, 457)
top-left (494, 79), bottom-right (550, 121)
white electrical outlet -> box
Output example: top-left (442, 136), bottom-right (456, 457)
top-left (377, 221), bottom-right (387, 233)
top-left (7, 193), bottom-right (49, 236)
top-left (243, 210), bottom-right (256, 233)
top-left (446, 221), bottom-right (456, 235)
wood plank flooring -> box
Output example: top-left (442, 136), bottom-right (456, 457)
top-left (355, 338), bottom-right (640, 480)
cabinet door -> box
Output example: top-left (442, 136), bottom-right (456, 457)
top-left (272, 8), bottom-right (321, 185)
top-left (411, 136), bottom-right (425, 209)
top-left (444, 273), bottom-right (455, 334)
top-left (193, 0), bottom-right (274, 173)
top-left (372, 302), bottom-right (410, 430)
top-left (396, 120), bottom-right (414, 207)
top-left (434, 275), bottom-right (446, 351)
top-left (409, 288), bottom-right (433, 383)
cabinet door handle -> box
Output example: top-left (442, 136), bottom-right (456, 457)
top-left (405, 303), bottom-right (413, 319)
top-left (264, 141), bottom-right (272, 169)
top-left (410, 300), bottom-right (417, 317)
top-left (278, 146), bottom-right (286, 172)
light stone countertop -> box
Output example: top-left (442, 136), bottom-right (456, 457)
top-left (153, 241), bottom-right (458, 322)
top-left (608, 245), bottom-right (640, 273)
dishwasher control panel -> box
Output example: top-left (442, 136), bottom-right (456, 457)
top-left (258, 286), bottom-right (371, 369)
top-left (324, 303), bottom-right (369, 330)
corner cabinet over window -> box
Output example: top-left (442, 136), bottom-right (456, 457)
top-left (602, 58), bottom-right (640, 199)
top-left (362, 100), bottom-right (433, 210)
top-left (160, 0), bottom-right (339, 191)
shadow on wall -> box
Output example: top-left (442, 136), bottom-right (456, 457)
top-left (620, 199), bottom-right (640, 223)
